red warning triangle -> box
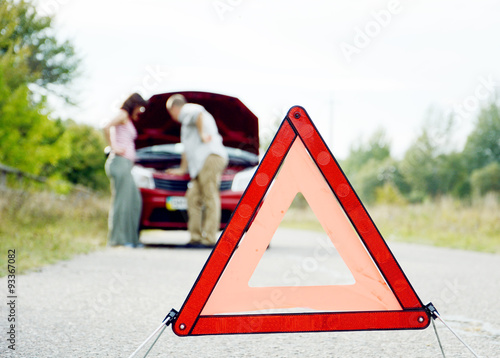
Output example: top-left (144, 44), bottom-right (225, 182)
top-left (173, 106), bottom-right (430, 336)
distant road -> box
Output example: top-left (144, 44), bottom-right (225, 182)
top-left (1, 228), bottom-right (499, 357)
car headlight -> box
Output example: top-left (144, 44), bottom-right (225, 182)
top-left (231, 167), bottom-right (257, 192)
top-left (131, 165), bottom-right (155, 189)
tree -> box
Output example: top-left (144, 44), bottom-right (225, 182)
top-left (0, 0), bottom-right (83, 187)
top-left (399, 130), bottom-right (439, 201)
top-left (434, 152), bottom-right (469, 198)
top-left (463, 101), bottom-right (500, 173)
top-left (342, 128), bottom-right (391, 175)
top-left (340, 129), bottom-right (397, 204)
top-left (398, 108), bottom-right (465, 201)
top-left (54, 121), bottom-right (109, 191)
top-left (0, 67), bottom-right (71, 176)
top-left (0, 0), bottom-right (80, 100)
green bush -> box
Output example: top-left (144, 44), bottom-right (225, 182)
top-left (375, 183), bottom-right (407, 205)
top-left (54, 120), bottom-right (109, 192)
top-left (471, 162), bottom-right (500, 196)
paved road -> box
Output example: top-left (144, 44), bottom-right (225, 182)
top-left (1, 228), bottom-right (499, 357)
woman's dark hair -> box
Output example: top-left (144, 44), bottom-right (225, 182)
top-left (121, 93), bottom-right (147, 115)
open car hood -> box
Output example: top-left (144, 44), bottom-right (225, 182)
top-left (134, 91), bottom-right (259, 155)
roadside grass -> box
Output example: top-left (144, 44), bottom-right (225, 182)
top-left (0, 189), bottom-right (109, 277)
top-left (281, 194), bottom-right (500, 253)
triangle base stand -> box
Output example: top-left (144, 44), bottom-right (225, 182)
top-left (127, 309), bottom-right (178, 358)
top-left (425, 303), bottom-right (480, 358)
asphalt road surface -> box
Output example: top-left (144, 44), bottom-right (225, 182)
top-left (1, 228), bottom-right (499, 357)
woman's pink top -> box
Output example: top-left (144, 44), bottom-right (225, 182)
top-left (113, 119), bottom-right (137, 162)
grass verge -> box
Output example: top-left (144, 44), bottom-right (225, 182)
top-left (0, 189), bottom-right (109, 277)
top-left (281, 195), bottom-right (500, 253)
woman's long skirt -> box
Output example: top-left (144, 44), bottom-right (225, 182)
top-left (105, 154), bottom-right (142, 246)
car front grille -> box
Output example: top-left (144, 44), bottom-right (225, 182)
top-left (154, 178), bottom-right (233, 192)
top-left (154, 178), bottom-right (189, 191)
top-left (149, 208), bottom-right (233, 224)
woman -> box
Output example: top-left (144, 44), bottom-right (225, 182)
top-left (103, 93), bottom-right (146, 247)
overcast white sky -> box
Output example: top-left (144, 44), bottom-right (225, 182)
top-left (38, 0), bottom-right (500, 159)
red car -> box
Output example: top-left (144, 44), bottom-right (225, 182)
top-left (131, 91), bottom-right (259, 232)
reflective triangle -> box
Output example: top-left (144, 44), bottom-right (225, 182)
top-left (173, 106), bottom-right (430, 336)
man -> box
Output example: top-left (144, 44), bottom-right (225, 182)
top-left (166, 94), bottom-right (228, 247)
